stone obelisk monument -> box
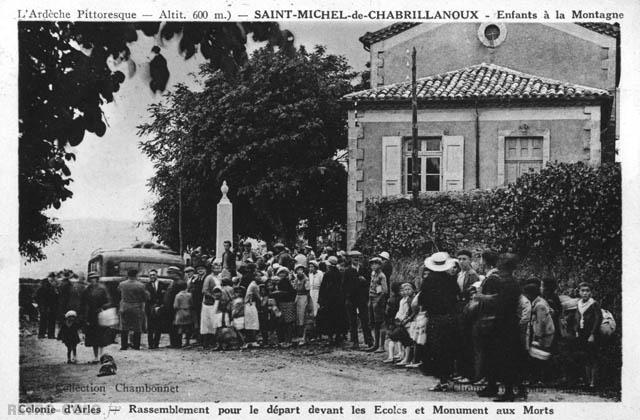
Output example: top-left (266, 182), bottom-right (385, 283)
top-left (216, 181), bottom-right (233, 259)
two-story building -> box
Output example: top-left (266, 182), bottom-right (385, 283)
top-left (341, 22), bottom-right (619, 248)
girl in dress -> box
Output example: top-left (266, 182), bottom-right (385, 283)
top-left (58, 310), bottom-right (81, 363)
top-left (308, 261), bottom-right (323, 317)
top-left (406, 269), bottom-right (428, 369)
top-left (231, 286), bottom-right (246, 342)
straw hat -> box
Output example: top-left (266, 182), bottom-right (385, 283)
top-left (379, 251), bottom-right (390, 260)
top-left (424, 252), bottom-right (455, 272)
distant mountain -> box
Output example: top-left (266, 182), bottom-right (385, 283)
top-left (20, 219), bottom-right (154, 279)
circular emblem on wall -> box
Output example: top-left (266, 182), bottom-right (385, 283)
top-left (477, 23), bottom-right (507, 48)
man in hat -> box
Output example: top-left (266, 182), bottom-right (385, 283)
top-left (35, 273), bottom-right (58, 338)
top-left (475, 252), bottom-right (523, 401)
top-left (145, 269), bottom-right (164, 349)
top-left (118, 269), bottom-right (149, 350)
top-left (343, 250), bottom-right (373, 349)
top-left (188, 264), bottom-right (206, 344)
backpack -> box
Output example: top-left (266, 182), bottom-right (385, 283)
top-left (600, 309), bottom-right (616, 336)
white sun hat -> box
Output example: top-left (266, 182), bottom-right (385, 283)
top-left (424, 252), bottom-right (456, 272)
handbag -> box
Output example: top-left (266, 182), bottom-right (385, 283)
top-left (97, 307), bottom-right (119, 328)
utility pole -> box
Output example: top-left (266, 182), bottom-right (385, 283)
top-left (178, 179), bottom-right (184, 256)
top-left (411, 47), bottom-right (419, 202)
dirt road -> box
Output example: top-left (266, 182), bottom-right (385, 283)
top-left (19, 326), bottom-right (613, 403)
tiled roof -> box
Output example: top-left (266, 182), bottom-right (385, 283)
top-left (359, 22), bottom-right (619, 48)
top-left (575, 22), bottom-right (620, 38)
top-left (342, 63), bottom-right (611, 105)
top-left (359, 22), bottom-right (420, 49)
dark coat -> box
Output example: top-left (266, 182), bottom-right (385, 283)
top-left (145, 280), bottom-right (165, 327)
top-left (316, 266), bottom-right (347, 335)
top-left (57, 279), bottom-right (72, 321)
top-left (221, 250), bottom-right (237, 274)
top-left (81, 283), bottom-right (113, 347)
top-left (343, 264), bottom-right (370, 304)
top-left (478, 270), bottom-right (522, 383)
top-left (67, 282), bottom-right (87, 320)
top-left (188, 274), bottom-right (205, 316)
top-left (162, 279), bottom-right (185, 331)
top-left (574, 300), bottom-right (602, 340)
top-left (35, 281), bottom-right (58, 313)
top-left (418, 271), bottom-right (458, 316)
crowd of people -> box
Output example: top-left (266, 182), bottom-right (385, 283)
top-left (25, 240), bottom-right (614, 401)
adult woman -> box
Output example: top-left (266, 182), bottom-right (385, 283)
top-left (200, 264), bottom-right (220, 348)
top-left (316, 256), bottom-right (348, 345)
top-left (81, 272), bottom-right (114, 363)
top-left (243, 264), bottom-right (261, 348)
top-left (293, 264), bottom-right (310, 343)
top-left (273, 267), bottom-right (296, 347)
top-left (419, 252), bottom-right (459, 391)
top-left (308, 260), bottom-right (324, 317)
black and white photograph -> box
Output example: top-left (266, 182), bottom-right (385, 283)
top-left (5, 0), bottom-right (636, 415)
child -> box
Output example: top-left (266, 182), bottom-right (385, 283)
top-left (273, 274), bottom-right (296, 347)
top-left (385, 283), bottom-right (415, 365)
top-left (367, 257), bottom-right (388, 353)
top-left (383, 282), bottom-right (402, 362)
top-left (173, 282), bottom-right (194, 348)
top-left (258, 283), bottom-right (275, 347)
top-left (231, 286), bottom-right (246, 342)
top-left (574, 282), bottom-right (602, 389)
top-left (406, 271), bottom-right (428, 369)
top-left (58, 310), bottom-right (80, 363)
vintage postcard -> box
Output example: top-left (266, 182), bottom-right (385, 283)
top-left (1, 0), bottom-right (638, 418)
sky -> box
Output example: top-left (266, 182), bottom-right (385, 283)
top-left (47, 21), bottom-right (382, 223)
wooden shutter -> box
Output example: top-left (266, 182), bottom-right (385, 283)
top-left (443, 135), bottom-right (464, 191)
top-left (382, 136), bottom-right (402, 196)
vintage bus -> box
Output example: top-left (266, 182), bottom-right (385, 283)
top-left (87, 246), bottom-right (184, 284)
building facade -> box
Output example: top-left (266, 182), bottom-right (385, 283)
top-left (342, 23), bottom-right (618, 249)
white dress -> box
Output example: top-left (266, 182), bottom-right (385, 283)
top-left (308, 270), bottom-right (324, 316)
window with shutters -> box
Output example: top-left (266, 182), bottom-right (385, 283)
top-left (403, 137), bottom-right (442, 193)
top-left (504, 136), bottom-right (543, 184)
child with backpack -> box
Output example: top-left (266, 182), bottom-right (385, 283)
top-left (574, 282), bottom-right (602, 389)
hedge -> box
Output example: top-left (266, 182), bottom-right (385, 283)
top-left (355, 161), bottom-right (621, 313)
